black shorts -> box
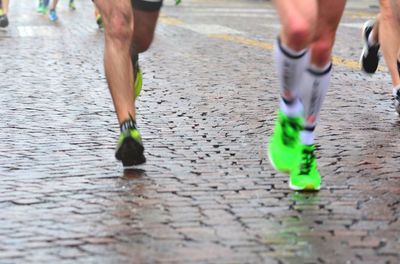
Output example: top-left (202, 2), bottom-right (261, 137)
top-left (131, 0), bottom-right (163, 11)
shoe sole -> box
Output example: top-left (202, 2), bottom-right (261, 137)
top-left (269, 148), bottom-right (321, 192)
top-left (360, 20), bottom-right (378, 74)
top-left (289, 181), bottom-right (320, 191)
top-left (115, 137), bottom-right (146, 167)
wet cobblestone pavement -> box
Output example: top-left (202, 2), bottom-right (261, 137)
top-left (0, 0), bottom-right (399, 263)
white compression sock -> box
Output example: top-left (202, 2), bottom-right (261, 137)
top-left (279, 97), bottom-right (303, 117)
top-left (299, 62), bottom-right (332, 145)
top-left (300, 129), bottom-right (315, 146)
top-left (273, 38), bottom-right (310, 103)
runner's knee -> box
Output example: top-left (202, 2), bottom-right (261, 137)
top-left (106, 11), bottom-right (133, 41)
top-left (284, 17), bottom-right (313, 50)
top-left (132, 33), bottom-right (154, 52)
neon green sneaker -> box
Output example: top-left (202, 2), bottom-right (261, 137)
top-left (133, 55), bottom-right (142, 99)
top-left (289, 144), bottom-right (321, 191)
top-left (115, 117), bottom-right (146, 166)
top-left (268, 110), bottom-right (303, 172)
top-left (69, 0), bottom-right (76, 10)
top-left (96, 14), bottom-right (104, 29)
top-left (37, 1), bottom-right (46, 13)
top-left (37, 4), bottom-right (47, 14)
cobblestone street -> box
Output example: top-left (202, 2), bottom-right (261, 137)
top-left (0, 0), bottom-right (399, 263)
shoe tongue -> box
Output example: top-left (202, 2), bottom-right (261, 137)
top-left (120, 119), bottom-right (136, 133)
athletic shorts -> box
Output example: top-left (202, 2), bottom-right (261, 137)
top-left (132, 0), bottom-right (163, 12)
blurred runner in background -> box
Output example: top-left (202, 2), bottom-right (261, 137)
top-left (0, 0), bottom-right (9, 28)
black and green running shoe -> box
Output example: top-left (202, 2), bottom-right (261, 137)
top-left (115, 117), bottom-right (146, 166)
top-left (96, 13), bottom-right (104, 29)
top-left (132, 54), bottom-right (142, 99)
top-left (69, 0), bottom-right (76, 10)
top-left (0, 14), bottom-right (9, 28)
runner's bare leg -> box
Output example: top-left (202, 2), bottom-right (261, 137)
top-left (93, 0), bottom-right (135, 123)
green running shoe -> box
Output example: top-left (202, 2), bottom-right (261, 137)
top-left (69, 0), bottom-right (76, 10)
top-left (37, 1), bottom-right (47, 14)
top-left (96, 14), bottom-right (104, 29)
top-left (37, 4), bottom-right (47, 14)
top-left (133, 55), bottom-right (142, 99)
top-left (175, 0), bottom-right (182, 5)
top-left (268, 110), bottom-right (303, 172)
top-left (115, 117), bottom-right (146, 166)
top-left (289, 144), bottom-right (321, 191)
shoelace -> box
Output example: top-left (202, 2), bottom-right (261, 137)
top-left (281, 117), bottom-right (302, 147)
top-left (299, 147), bottom-right (315, 175)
